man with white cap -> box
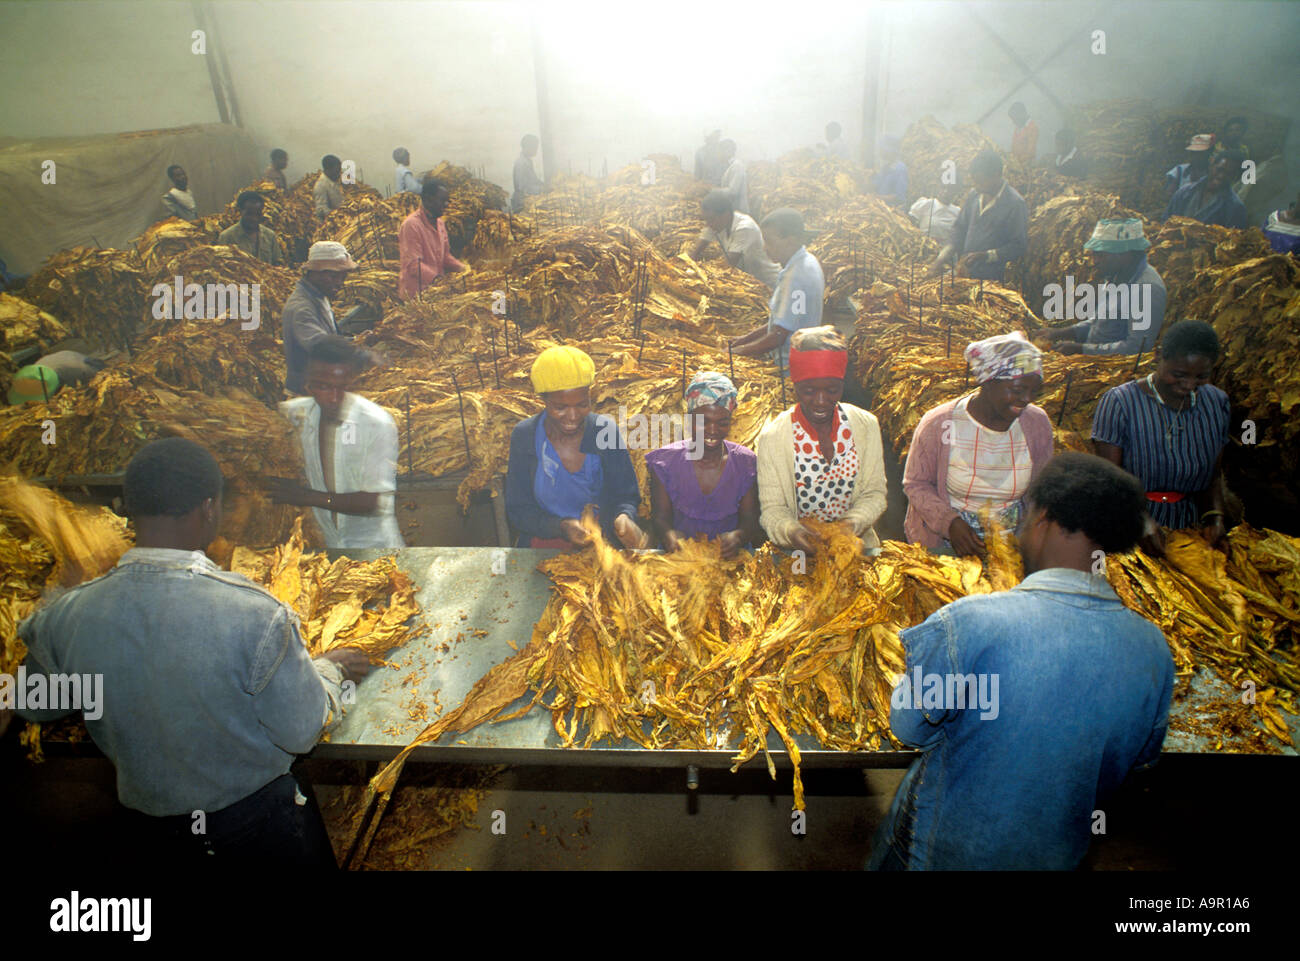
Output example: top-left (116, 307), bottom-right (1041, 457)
top-left (1165, 134), bottom-right (1214, 198)
top-left (281, 241), bottom-right (373, 395)
top-left (1036, 218), bottom-right (1167, 356)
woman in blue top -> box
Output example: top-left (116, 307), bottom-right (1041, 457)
top-left (505, 345), bottom-right (647, 550)
top-left (1090, 320), bottom-right (1230, 556)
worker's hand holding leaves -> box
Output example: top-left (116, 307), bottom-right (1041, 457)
top-left (717, 529), bottom-right (744, 560)
top-left (320, 647), bottom-right (372, 684)
top-left (614, 513), bottom-right (648, 550)
top-left (788, 525), bottom-right (818, 558)
top-left (560, 517), bottom-right (592, 547)
top-left (1139, 517), bottom-right (1166, 558)
top-left (1055, 341), bottom-right (1084, 355)
top-left (1203, 516), bottom-right (1229, 554)
top-left (662, 529), bottom-right (684, 553)
top-left (947, 517), bottom-right (986, 557)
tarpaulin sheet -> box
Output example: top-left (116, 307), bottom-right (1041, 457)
top-left (0, 123), bottom-right (260, 275)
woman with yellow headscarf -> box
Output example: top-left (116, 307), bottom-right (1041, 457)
top-left (505, 345), bottom-right (647, 550)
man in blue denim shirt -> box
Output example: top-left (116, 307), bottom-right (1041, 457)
top-left (15, 439), bottom-right (372, 865)
top-left (869, 452), bottom-right (1173, 870)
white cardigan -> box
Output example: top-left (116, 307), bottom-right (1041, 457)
top-left (755, 404), bottom-right (888, 549)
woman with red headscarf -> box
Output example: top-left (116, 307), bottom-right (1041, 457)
top-left (755, 326), bottom-right (888, 555)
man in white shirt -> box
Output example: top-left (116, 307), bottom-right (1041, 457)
top-left (162, 164), bottom-right (199, 221)
top-left (689, 189), bottom-right (780, 287)
top-left (394, 147), bottom-right (420, 194)
top-left (271, 336), bottom-right (405, 551)
top-left (719, 139), bottom-right (749, 215)
top-left (314, 154), bottom-right (345, 220)
top-left (729, 208), bottom-right (824, 375)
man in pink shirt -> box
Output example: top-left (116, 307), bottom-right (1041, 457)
top-left (398, 178), bottom-right (468, 300)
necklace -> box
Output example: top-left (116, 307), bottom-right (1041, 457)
top-left (1145, 374), bottom-right (1190, 449)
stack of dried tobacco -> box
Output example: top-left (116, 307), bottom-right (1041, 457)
top-left (1147, 216), bottom-right (1273, 321)
top-left (230, 516), bottom-right (427, 661)
top-left (0, 370), bottom-right (305, 546)
top-left (20, 247), bottom-right (149, 351)
top-left (899, 116), bottom-right (1000, 204)
top-left (0, 294), bottom-right (70, 356)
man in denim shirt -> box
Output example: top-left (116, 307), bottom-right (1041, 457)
top-left (869, 452), bottom-right (1173, 870)
top-left (15, 439), bottom-right (371, 865)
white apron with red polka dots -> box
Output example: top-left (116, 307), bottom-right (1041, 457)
top-left (793, 405), bottom-right (858, 521)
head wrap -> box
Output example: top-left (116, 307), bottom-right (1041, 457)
top-left (6, 364), bottom-right (59, 405)
top-left (1084, 217), bottom-right (1150, 253)
top-left (530, 345), bottom-right (595, 394)
top-left (788, 345), bottom-right (848, 383)
top-left (964, 331), bottom-right (1043, 385)
top-left (685, 371), bottom-right (737, 412)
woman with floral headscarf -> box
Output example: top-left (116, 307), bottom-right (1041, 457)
top-left (903, 331), bottom-right (1053, 556)
top-left (647, 371), bottom-right (760, 559)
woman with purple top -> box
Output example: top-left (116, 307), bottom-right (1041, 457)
top-left (647, 371), bottom-right (760, 559)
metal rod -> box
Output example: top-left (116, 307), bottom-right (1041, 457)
top-left (918, 294), bottom-right (924, 330)
top-left (451, 371), bottom-right (473, 466)
top-left (473, 352), bottom-right (485, 388)
top-left (1057, 369), bottom-right (1074, 427)
top-left (489, 330), bottom-right (501, 386)
top-left (39, 370), bottom-right (50, 403)
top-left (946, 319), bottom-right (953, 358)
top-left (417, 256), bottom-right (423, 296)
top-left (638, 329), bottom-right (646, 363)
top-left (728, 342), bottom-right (735, 382)
top-left (681, 348), bottom-right (687, 395)
top-left (977, 279), bottom-right (984, 303)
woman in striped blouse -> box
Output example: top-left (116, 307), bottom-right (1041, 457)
top-left (1090, 320), bottom-right (1230, 556)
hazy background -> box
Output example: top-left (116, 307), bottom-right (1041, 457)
top-left (1, 0), bottom-right (1295, 204)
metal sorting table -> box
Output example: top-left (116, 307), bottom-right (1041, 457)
top-left (316, 547), bottom-right (1299, 766)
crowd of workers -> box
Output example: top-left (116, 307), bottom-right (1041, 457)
top-left (3, 103), bottom-right (1291, 873)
